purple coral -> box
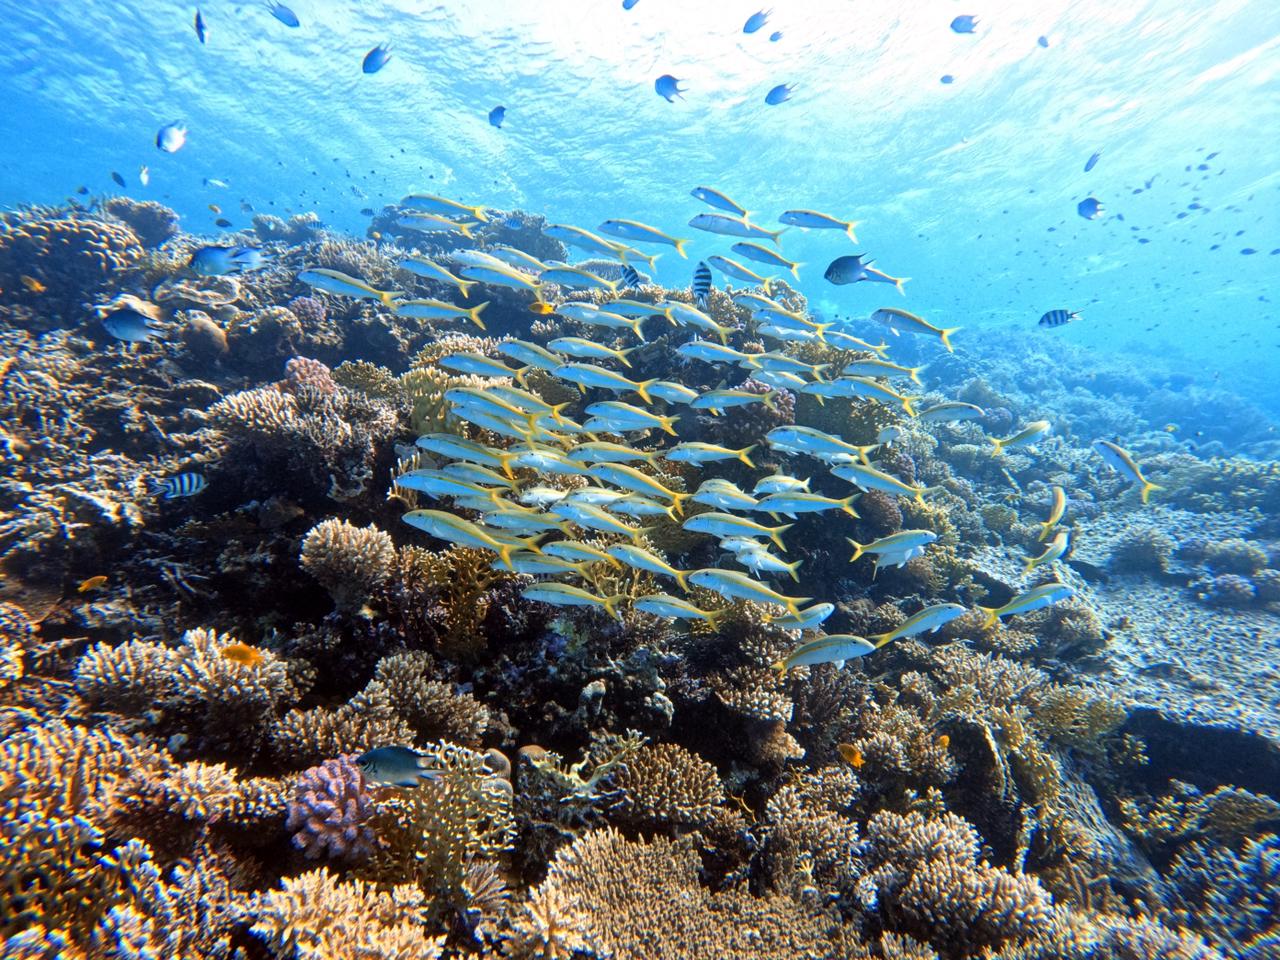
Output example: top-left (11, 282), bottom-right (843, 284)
top-left (287, 295), bottom-right (327, 328)
top-left (286, 754), bottom-right (376, 860)
top-left (284, 356), bottom-right (337, 395)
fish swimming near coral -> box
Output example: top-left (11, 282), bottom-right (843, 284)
top-left (1038, 485), bottom-right (1067, 541)
top-left (522, 582), bottom-right (625, 619)
top-left (779, 208), bottom-right (858, 240)
top-left (772, 633), bottom-right (881, 673)
top-left (151, 472), bottom-right (207, 499)
top-left (977, 582), bottom-right (1076, 629)
top-left (77, 575), bottom-right (108, 593)
top-left (297, 268), bottom-right (403, 309)
top-left (692, 260), bottom-right (713, 306)
top-left (991, 420), bottom-right (1051, 455)
top-left (837, 743), bottom-right (865, 768)
top-left (1039, 309), bottom-right (1081, 327)
top-left (1024, 529), bottom-right (1070, 573)
top-left (189, 245), bottom-right (268, 276)
top-left (155, 121), bottom-right (187, 153)
top-left (20, 275), bottom-right (46, 294)
top-left (357, 746), bottom-right (443, 787)
top-left (620, 264), bottom-right (642, 288)
top-left (103, 308), bottom-right (165, 343)
top-left (871, 307), bottom-right (959, 352)
top-left (220, 642), bottom-right (265, 668)
top-left (867, 603), bottom-right (968, 645)
top-left (1093, 439), bottom-right (1162, 504)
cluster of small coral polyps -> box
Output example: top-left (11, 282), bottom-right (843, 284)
top-left (1, 198), bottom-right (1277, 959)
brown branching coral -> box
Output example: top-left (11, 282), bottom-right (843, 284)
top-left (286, 754), bottom-right (377, 861)
top-left (758, 765), bottom-right (864, 902)
top-left (501, 826), bottom-right (846, 959)
top-left (245, 867), bottom-right (444, 960)
top-left (608, 741), bottom-right (726, 832)
top-left (352, 650), bottom-right (490, 747)
top-left (299, 517), bottom-right (396, 612)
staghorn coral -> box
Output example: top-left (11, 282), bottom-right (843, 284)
top-left (1118, 780), bottom-right (1280, 852)
top-left (272, 702), bottom-right (415, 770)
top-left (1166, 835), bottom-right (1280, 957)
top-left (359, 741), bottom-right (516, 920)
top-left (499, 826), bottom-right (846, 960)
top-left (332, 358), bottom-right (400, 398)
top-left (299, 517), bottom-right (396, 612)
top-left (245, 867), bottom-right (443, 960)
top-left (286, 754), bottom-right (377, 861)
top-left (861, 809), bottom-right (1055, 954)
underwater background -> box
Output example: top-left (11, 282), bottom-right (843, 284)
top-left (2, 1), bottom-right (1279, 958)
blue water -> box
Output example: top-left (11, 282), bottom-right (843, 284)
top-left (2, 0), bottom-right (1278, 403)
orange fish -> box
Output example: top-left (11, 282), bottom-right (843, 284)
top-left (937, 734), bottom-right (950, 749)
top-left (837, 743), bottom-right (865, 769)
top-left (20, 275), bottom-right (47, 294)
top-left (77, 575), bottom-right (108, 593)
top-left (528, 302), bottom-right (555, 315)
top-left (220, 642), bottom-right (264, 668)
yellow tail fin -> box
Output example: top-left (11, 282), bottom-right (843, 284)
top-left (601, 594), bottom-right (625, 620)
top-left (379, 290), bottom-right (404, 309)
top-left (673, 238), bottom-right (689, 259)
top-left (784, 596), bottom-right (812, 617)
top-left (845, 221), bottom-right (860, 242)
top-left (761, 391), bottom-right (777, 412)
top-left (549, 401), bottom-right (572, 426)
top-left (978, 606), bottom-right (999, 630)
top-left (894, 276), bottom-right (910, 296)
top-left (458, 221), bottom-right (477, 239)
top-left (1140, 480), bottom-right (1163, 505)
top-left (616, 346), bottom-right (637, 368)
top-left (738, 445), bottom-right (757, 468)
top-left (909, 367), bottom-right (924, 386)
top-left (771, 660), bottom-right (786, 675)
top-left (785, 559), bottom-right (802, 583)
top-left (670, 492), bottom-right (690, 517)
top-left (675, 569), bottom-right (691, 592)
top-left (939, 327), bottom-right (960, 352)
top-left (901, 396), bottom-right (919, 418)
top-left (458, 279), bottom-right (477, 298)
top-left (635, 379), bottom-right (659, 404)
top-left (840, 494), bottom-right (861, 518)
top-left (468, 301), bottom-right (490, 330)
top-left (847, 538), bottom-right (865, 563)
top-left (771, 523), bottom-right (793, 551)
top-left (661, 415), bottom-right (680, 437)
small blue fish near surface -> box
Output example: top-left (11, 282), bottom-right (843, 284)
top-left (103, 309), bottom-right (164, 343)
top-left (940, 74), bottom-right (955, 85)
top-left (363, 44), bottom-right (392, 74)
top-left (155, 122), bottom-right (187, 153)
top-left (765, 83), bottom-right (795, 105)
top-left (1084, 150), bottom-right (1102, 173)
top-left (743, 9), bottom-right (771, 33)
top-left (1038, 35), bottom-right (1049, 48)
top-left (489, 105), bottom-right (506, 128)
top-left (195, 9), bottom-right (207, 44)
top-left (950, 15), bottom-right (978, 33)
top-left (655, 74), bottom-right (687, 102)
top-left (692, 261), bottom-right (712, 307)
top-left (621, 264), bottom-right (642, 288)
top-left (1039, 309), bottom-right (1081, 327)
top-left (189, 245), bottom-right (268, 276)
top-left (266, 2), bottom-right (299, 28)
top-left (623, 0), bottom-right (639, 8)
top-left (769, 30), bottom-right (783, 41)
top-left (357, 746), bottom-right (444, 787)
top-left (151, 472), bottom-right (206, 499)
top-left (1077, 196), bottom-right (1105, 220)
top-left (111, 171), bottom-right (126, 188)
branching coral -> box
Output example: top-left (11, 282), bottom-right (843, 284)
top-left (758, 765), bottom-right (864, 902)
top-left (286, 754), bottom-right (377, 861)
top-left (299, 517), bottom-right (396, 612)
top-left (608, 741), bottom-right (726, 832)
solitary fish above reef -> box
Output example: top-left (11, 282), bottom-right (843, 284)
top-left (1093, 439), bottom-right (1163, 504)
top-left (102, 307), bottom-right (164, 343)
top-left (1039, 309), bottom-right (1081, 327)
top-left (599, 218), bottom-right (689, 257)
top-left (1025, 530), bottom-right (1070, 573)
top-left (867, 603), bottom-right (968, 645)
top-left (266, 2), bottom-right (300, 27)
top-left (824, 255), bottom-right (910, 296)
top-left (362, 43), bottom-right (392, 74)
top-left (769, 602), bottom-right (834, 631)
top-left (977, 582), bottom-right (1075, 629)
top-left (779, 208), bottom-right (859, 240)
top-left (689, 212), bottom-right (785, 244)
top-left (403, 193), bottom-right (490, 222)
top-left (772, 633), bottom-right (881, 673)
top-left (654, 74), bottom-right (687, 102)
top-left (990, 420), bottom-right (1051, 455)
top-left (151, 472), bottom-right (207, 499)
top-left (155, 121), bottom-right (187, 153)
top-left (1077, 196), bottom-right (1105, 220)
top-left (1038, 485), bottom-right (1067, 541)
top-left (917, 401), bottom-right (984, 423)
top-left (357, 746), bottom-right (442, 787)
top-left (847, 529), bottom-right (937, 565)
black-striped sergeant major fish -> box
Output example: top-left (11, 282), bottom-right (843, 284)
top-left (151, 472), bottom-right (207, 499)
top-left (1039, 309), bottom-right (1081, 327)
top-left (693, 260), bottom-right (712, 307)
top-left (621, 264), bottom-right (642, 288)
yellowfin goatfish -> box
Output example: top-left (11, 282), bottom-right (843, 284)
top-left (753, 474), bottom-right (810, 495)
top-left (689, 568), bottom-right (809, 616)
top-left (693, 479), bottom-right (759, 511)
top-left (918, 402), bottom-right (985, 423)
top-left (691, 389), bottom-right (777, 416)
top-left (437, 352), bottom-right (524, 380)
top-left (552, 501), bottom-right (647, 541)
top-left (1092, 439), bottom-right (1162, 504)
top-left (826, 330), bottom-right (890, 356)
top-left (634, 593), bottom-right (726, 626)
top-left (706, 255), bottom-right (775, 294)
top-left (543, 540), bottom-right (623, 568)
top-left (731, 241), bottom-right (801, 278)
top-left (756, 491), bottom-right (860, 519)
top-left (402, 509), bottom-right (539, 567)
top-left (647, 380), bottom-right (700, 405)
top-left (399, 256), bottom-right (476, 297)
top-left (688, 212), bottom-right (785, 245)
top-left (867, 602), bottom-right (967, 646)
top-left (664, 302), bottom-right (734, 344)
top-left (842, 358), bottom-right (924, 386)
top-left (1039, 485), bottom-right (1067, 541)
top-left (583, 401), bottom-right (679, 436)
top-left (665, 442), bottom-right (757, 467)
top-left (398, 213), bottom-right (479, 237)
top-left (598, 219), bottom-right (689, 257)
top-left (1025, 530), bottom-right (1070, 573)
top-left (357, 746), bottom-right (443, 787)
top-left (586, 463), bottom-right (691, 513)
top-left (500, 339), bottom-right (568, 374)
top-left (297, 268), bottom-right (402, 309)
top-left (832, 461), bottom-right (927, 505)
top-left (676, 340), bottom-right (762, 367)
top-left (800, 377), bottom-right (918, 416)
top-left (770, 602), bottom-right (834, 631)
top-left (690, 186), bottom-right (748, 217)
top-left (543, 223), bottom-right (629, 259)
top-left (772, 633), bottom-right (880, 673)
top-left (555, 363), bottom-right (657, 402)
top-left (779, 208), bottom-right (859, 240)
top-left (401, 193), bottom-right (490, 222)
top-left (395, 298), bottom-right (489, 329)
top-left (683, 513), bottom-right (791, 551)
top-left (728, 541), bottom-right (802, 581)
top-left (766, 426), bottom-right (871, 463)
top-left (522, 583), bottom-right (624, 620)
top-left (607, 544), bottom-right (693, 591)
top-left (991, 420), bottom-right (1051, 456)
top-left (416, 434), bottom-right (517, 474)
top-left (847, 530), bottom-right (937, 564)
top-left (540, 264), bottom-right (619, 293)
top-left (493, 553), bottom-right (590, 577)
top-left (548, 336), bottom-right (638, 367)
top-left (457, 263), bottom-right (544, 300)
top-left (977, 582), bottom-right (1076, 629)
top-left (871, 308), bottom-right (959, 353)
top-left (568, 441), bottom-right (660, 465)
top-left (490, 246), bottom-right (549, 274)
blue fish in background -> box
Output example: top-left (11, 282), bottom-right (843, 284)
top-left (654, 74), bottom-right (687, 102)
top-left (940, 74), bottom-right (955, 85)
top-left (266, 2), bottom-right (299, 28)
top-left (102, 308), bottom-right (164, 343)
top-left (194, 9), bottom-right (207, 44)
top-left (111, 171), bottom-right (126, 188)
top-left (189, 245), bottom-right (269, 276)
top-left (1038, 35), bottom-right (1050, 48)
top-left (155, 122), bottom-right (187, 153)
top-left (1085, 150), bottom-right (1102, 172)
top-left (363, 44), bottom-right (392, 74)
top-left (743, 9), bottom-right (771, 34)
top-left (489, 105), bottom-right (506, 128)
top-left (765, 83), bottom-right (795, 105)
top-left (1077, 196), bottom-right (1105, 220)
top-left (693, 261), bottom-right (712, 306)
top-left (951, 15), bottom-right (978, 33)
top-left (622, 0), bottom-right (640, 8)
top-left (151, 473), bottom-right (207, 499)
top-left (769, 31), bottom-right (783, 42)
